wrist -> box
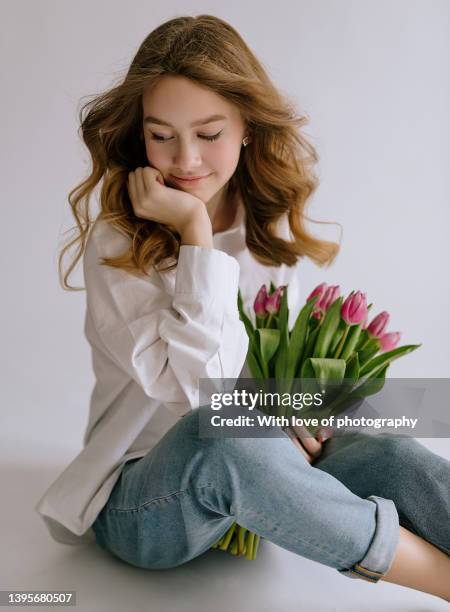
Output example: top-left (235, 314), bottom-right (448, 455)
top-left (180, 209), bottom-right (213, 249)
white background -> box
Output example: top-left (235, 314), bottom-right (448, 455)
top-left (2, 1), bottom-right (449, 453)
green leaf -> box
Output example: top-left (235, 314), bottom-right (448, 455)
top-left (256, 328), bottom-right (280, 365)
top-left (301, 326), bottom-right (320, 364)
top-left (308, 315), bottom-right (321, 332)
top-left (300, 357), bottom-right (346, 397)
top-left (246, 350), bottom-right (265, 379)
top-left (357, 339), bottom-right (380, 367)
top-left (328, 362), bottom-right (389, 418)
top-left (353, 362), bottom-right (389, 397)
top-left (285, 295), bottom-right (320, 379)
top-left (328, 319), bottom-right (346, 357)
top-left (337, 352), bottom-right (360, 401)
top-left (274, 286), bottom-right (290, 384)
top-left (355, 329), bottom-right (369, 351)
top-left (312, 297), bottom-right (344, 358)
top-left (299, 358), bottom-right (319, 397)
top-left (237, 288), bottom-right (246, 315)
top-left (255, 316), bottom-right (266, 329)
top-left (359, 344), bottom-right (422, 378)
top-left (237, 289), bottom-right (258, 354)
top-left (269, 281), bottom-right (276, 294)
top-left (344, 351), bottom-right (360, 381)
top-left (340, 322), bottom-right (363, 361)
top-left (309, 357), bottom-right (347, 385)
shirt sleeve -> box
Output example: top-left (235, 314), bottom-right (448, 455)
top-left (83, 223), bottom-right (249, 416)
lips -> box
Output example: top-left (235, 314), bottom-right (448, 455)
top-left (171, 174), bottom-right (211, 183)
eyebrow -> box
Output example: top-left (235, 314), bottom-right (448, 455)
top-left (143, 113), bottom-right (228, 128)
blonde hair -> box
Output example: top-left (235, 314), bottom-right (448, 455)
top-left (59, 14), bottom-right (341, 290)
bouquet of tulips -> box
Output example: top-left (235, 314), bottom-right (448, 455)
top-left (211, 281), bottom-right (421, 560)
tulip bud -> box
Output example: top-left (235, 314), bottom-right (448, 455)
top-left (379, 332), bottom-right (401, 352)
top-left (266, 285), bottom-right (285, 315)
top-left (319, 285), bottom-right (340, 312)
top-left (341, 291), bottom-right (368, 325)
top-left (253, 284), bottom-right (268, 317)
top-left (306, 282), bottom-right (327, 306)
top-left (367, 311), bottom-right (390, 339)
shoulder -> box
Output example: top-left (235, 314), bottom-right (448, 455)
top-left (82, 218), bottom-right (145, 293)
top-left (83, 217), bottom-right (171, 299)
top-left (85, 217), bottom-right (131, 264)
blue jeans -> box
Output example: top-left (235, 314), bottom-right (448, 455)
top-left (92, 404), bottom-right (450, 582)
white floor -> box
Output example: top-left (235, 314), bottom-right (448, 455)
top-left (1, 439), bottom-right (449, 612)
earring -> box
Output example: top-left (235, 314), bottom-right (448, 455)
top-left (242, 136), bottom-right (249, 147)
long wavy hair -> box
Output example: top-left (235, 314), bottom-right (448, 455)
top-left (59, 14), bottom-right (341, 291)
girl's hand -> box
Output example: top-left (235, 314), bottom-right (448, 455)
top-left (286, 424), bottom-right (333, 464)
top-left (127, 166), bottom-right (207, 233)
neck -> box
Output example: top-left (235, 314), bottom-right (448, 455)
top-left (205, 188), bottom-right (224, 226)
top-left (206, 183), bottom-right (238, 235)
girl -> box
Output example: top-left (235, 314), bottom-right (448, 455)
top-left (35, 15), bottom-right (450, 602)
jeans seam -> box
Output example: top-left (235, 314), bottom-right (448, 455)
top-left (106, 483), bottom-right (215, 513)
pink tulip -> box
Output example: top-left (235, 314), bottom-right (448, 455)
top-left (318, 285), bottom-right (340, 312)
top-left (341, 291), bottom-right (368, 325)
top-left (266, 285), bottom-right (286, 315)
top-left (306, 282), bottom-right (327, 306)
top-left (379, 332), bottom-right (401, 352)
top-left (253, 284), bottom-right (268, 317)
top-left (367, 311), bottom-right (390, 338)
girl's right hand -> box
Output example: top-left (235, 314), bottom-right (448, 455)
top-left (286, 424), bottom-right (333, 464)
top-left (127, 166), bottom-right (207, 233)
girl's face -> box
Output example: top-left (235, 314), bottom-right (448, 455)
top-left (141, 75), bottom-right (247, 202)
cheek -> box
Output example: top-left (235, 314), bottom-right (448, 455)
top-left (145, 143), bottom-right (167, 168)
top-left (210, 144), bottom-right (241, 174)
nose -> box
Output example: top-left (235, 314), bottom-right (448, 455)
top-left (172, 138), bottom-right (203, 172)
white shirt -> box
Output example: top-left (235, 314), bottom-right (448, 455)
top-left (35, 192), bottom-right (303, 545)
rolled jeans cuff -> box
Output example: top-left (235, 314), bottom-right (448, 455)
top-left (338, 495), bottom-right (400, 583)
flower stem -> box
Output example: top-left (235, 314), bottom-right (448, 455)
top-left (246, 532), bottom-right (255, 560)
top-left (230, 537), bottom-right (238, 555)
top-left (238, 525), bottom-right (247, 555)
top-left (219, 522), bottom-right (236, 550)
top-left (252, 534), bottom-right (261, 559)
top-left (334, 325), bottom-right (350, 359)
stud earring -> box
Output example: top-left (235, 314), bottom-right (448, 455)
top-left (242, 136), bottom-right (249, 147)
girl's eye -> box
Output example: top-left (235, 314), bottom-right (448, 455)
top-left (150, 131), bottom-right (222, 142)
